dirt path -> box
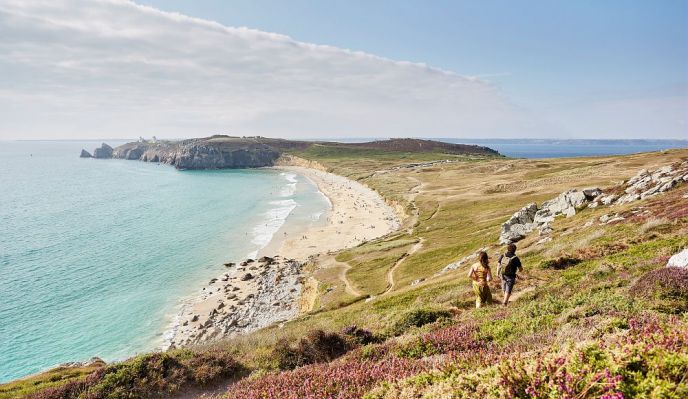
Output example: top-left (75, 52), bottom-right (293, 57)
top-left (382, 237), bottom-right (424, 295)
top-left (337, 260), bottom-right (363, 297)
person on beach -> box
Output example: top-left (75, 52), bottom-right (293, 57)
top-left (498, 243), bottom-right (523, 306)
top-left (468, 251), bottom-right (493, 308)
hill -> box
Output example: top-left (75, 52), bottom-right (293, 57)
top-left (81, 137), bottom-right (500, 170)
top-left (5, 147), bottom-right (688, 398)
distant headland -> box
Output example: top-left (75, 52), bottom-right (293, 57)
top-left (80, 136), bottom-right (501, 170)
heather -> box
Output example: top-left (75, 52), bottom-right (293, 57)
top-left (631, 267), bottom-right (688, 313)
top-left (22, 349), bottom-right (241, 399)
top-left (227, 357), bottom-right (429, 399)
top-left (366, 316), bottom-right (688, 399)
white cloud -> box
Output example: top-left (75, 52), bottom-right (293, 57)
top-left (2, 1), bottom-right (684, 140)
top-left (0, 0), bottom-right (536, 139)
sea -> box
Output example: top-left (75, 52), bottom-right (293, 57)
top-left (1, 138), bottom-right (686, 383)
top-left (0, 140), bottom-right (329, 382)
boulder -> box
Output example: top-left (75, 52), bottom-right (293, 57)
top-left (241, 273), bottom-right (254, 281)
top-left (667, 248), bottom-right (688, 269)
top-left (499, 203), bottom-right (537, 244)
top-left (600, 194), bottom-right (618, 205)
top-left (582, 187), bottom-right (602, 200)
top-left (80, 149), bottom-right (92, 158)
top-left (92, 143), bottom-right (113, 159)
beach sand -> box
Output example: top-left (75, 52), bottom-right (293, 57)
top-left (165, 166), bottom-right (401, 348)
top-left (265, 166), bottom-right (400, 261)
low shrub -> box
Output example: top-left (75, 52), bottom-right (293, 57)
top-left (368, 316), bottom-right (688, 399)
top-left (228, 357), bottom-right (428, 399)
top-left (273, 330), bottom-right (351, 370)
top-left (341, 325), bottom-right (379, 345)
top-left (631, 267), bottom-right (688, 313)
top-left (387, 308), bottom-right (452, 336)
top-left (26, 349), bottom-right (241, 399)
top-left (539, 256), bottom-right (581, 270)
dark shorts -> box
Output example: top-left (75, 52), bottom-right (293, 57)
top-left (501, 275), bottom-right (516, 295)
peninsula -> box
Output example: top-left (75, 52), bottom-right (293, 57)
top-left (80, 136), bottom-right (501, 169)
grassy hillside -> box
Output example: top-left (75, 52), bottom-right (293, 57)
top-left (4, 148), bottom-right (687, 398)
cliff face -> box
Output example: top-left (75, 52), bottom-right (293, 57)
top-left (112, 139), bottom-right (281, 170)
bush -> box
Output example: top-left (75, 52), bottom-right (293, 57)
top-left (273, 330), bottom-right (352, 370)
top-left (539, 256), bottom-right (581, 270)
top-left (388, 308), bottom-right (452, 336)
top-left (26, 349), bottom-right (241, 399)
top-left (341, 325), bottom-right (379, 345)
top-left (631, 267), bottom-right (688, 313)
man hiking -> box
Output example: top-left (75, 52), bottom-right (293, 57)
top-left (498, 243), bottom-right (523, 306)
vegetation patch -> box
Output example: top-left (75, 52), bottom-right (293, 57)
top-left (387, 308), bottom-right (452, 337)
top-left (25, 349), bottom-right (241, 399)
top-left (631, 267), bottom-right (688, 313)
top-left (273, 330), bottom-right (351, 370)
top-left (539, 256), bottom-right (582, 270)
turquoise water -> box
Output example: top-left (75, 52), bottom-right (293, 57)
top-left (0, 141), bottom-right (328, 382)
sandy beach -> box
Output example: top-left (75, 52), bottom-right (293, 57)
top-left (165, 166), bottom-right (401, 348)
top-left (266, 166), bottom-right (401, 261)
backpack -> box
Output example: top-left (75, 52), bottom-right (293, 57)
top-left (500, 255), bottom-right (520, 277)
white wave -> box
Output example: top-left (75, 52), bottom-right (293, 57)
top-left (278, 172), bottom-right (298, 197)
top-left (250, 199), bottom-right (297, 249)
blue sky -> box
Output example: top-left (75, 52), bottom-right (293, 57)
top-left (138, 0), bottom-right (687, 110)
top-left (0, 0), bottom-right (686, 139)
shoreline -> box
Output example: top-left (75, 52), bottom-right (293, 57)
top-left (164, 165), bottom-right (401, 348)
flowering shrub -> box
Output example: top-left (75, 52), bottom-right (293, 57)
top-left (364, 316), bottom-right (688, 399)
top-left (631, 267), bottom-right (688, 312)
top-left (498, 315), bottom-right (688, 399)
top-left (26, 349), bottom-right (241, 399)
top-left (228, 357), bottom-right (428, 399)
top-left (396, 323), bottom-right (488, 359)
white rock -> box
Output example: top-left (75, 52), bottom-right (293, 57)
top-left (600, 194), bottom-right (618, 205)
top-left (606, 216), bottom-right (625, 224)
top-left (536, 237), bottom-right (552, 245)
top-left (599, 214), bottom-right (610, 223)
top-left (667, 248), bottom-right (688, 268)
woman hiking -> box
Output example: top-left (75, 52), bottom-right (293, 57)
top-left (468, 251), bottom-right (493, 308)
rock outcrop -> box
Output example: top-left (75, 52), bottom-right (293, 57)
top-left (499, 188), bottom-right (602, 244)
top-left (499, 162), bottom-right (687, 245)
top-left (80, 149), bottom-right (92, 158)
top-left (92, 143), bottom-right (113, 159)
top-left (667, 248), bottom-right (688, 269)
top-left (591, 162), bottom-right (688, 207)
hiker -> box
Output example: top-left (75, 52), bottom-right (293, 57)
top-left (468, 251), bottom-right (493, 308)
top-left (498, 243), bottom-right (523, 306)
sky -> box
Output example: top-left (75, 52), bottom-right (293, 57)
top-left (0, 0), bottom-right (686, 140)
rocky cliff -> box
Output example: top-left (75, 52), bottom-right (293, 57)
top-left (111, 137), bottom-right (281, 170)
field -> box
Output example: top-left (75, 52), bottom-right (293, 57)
top-left (3, 145), bottom-right (687, 398)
